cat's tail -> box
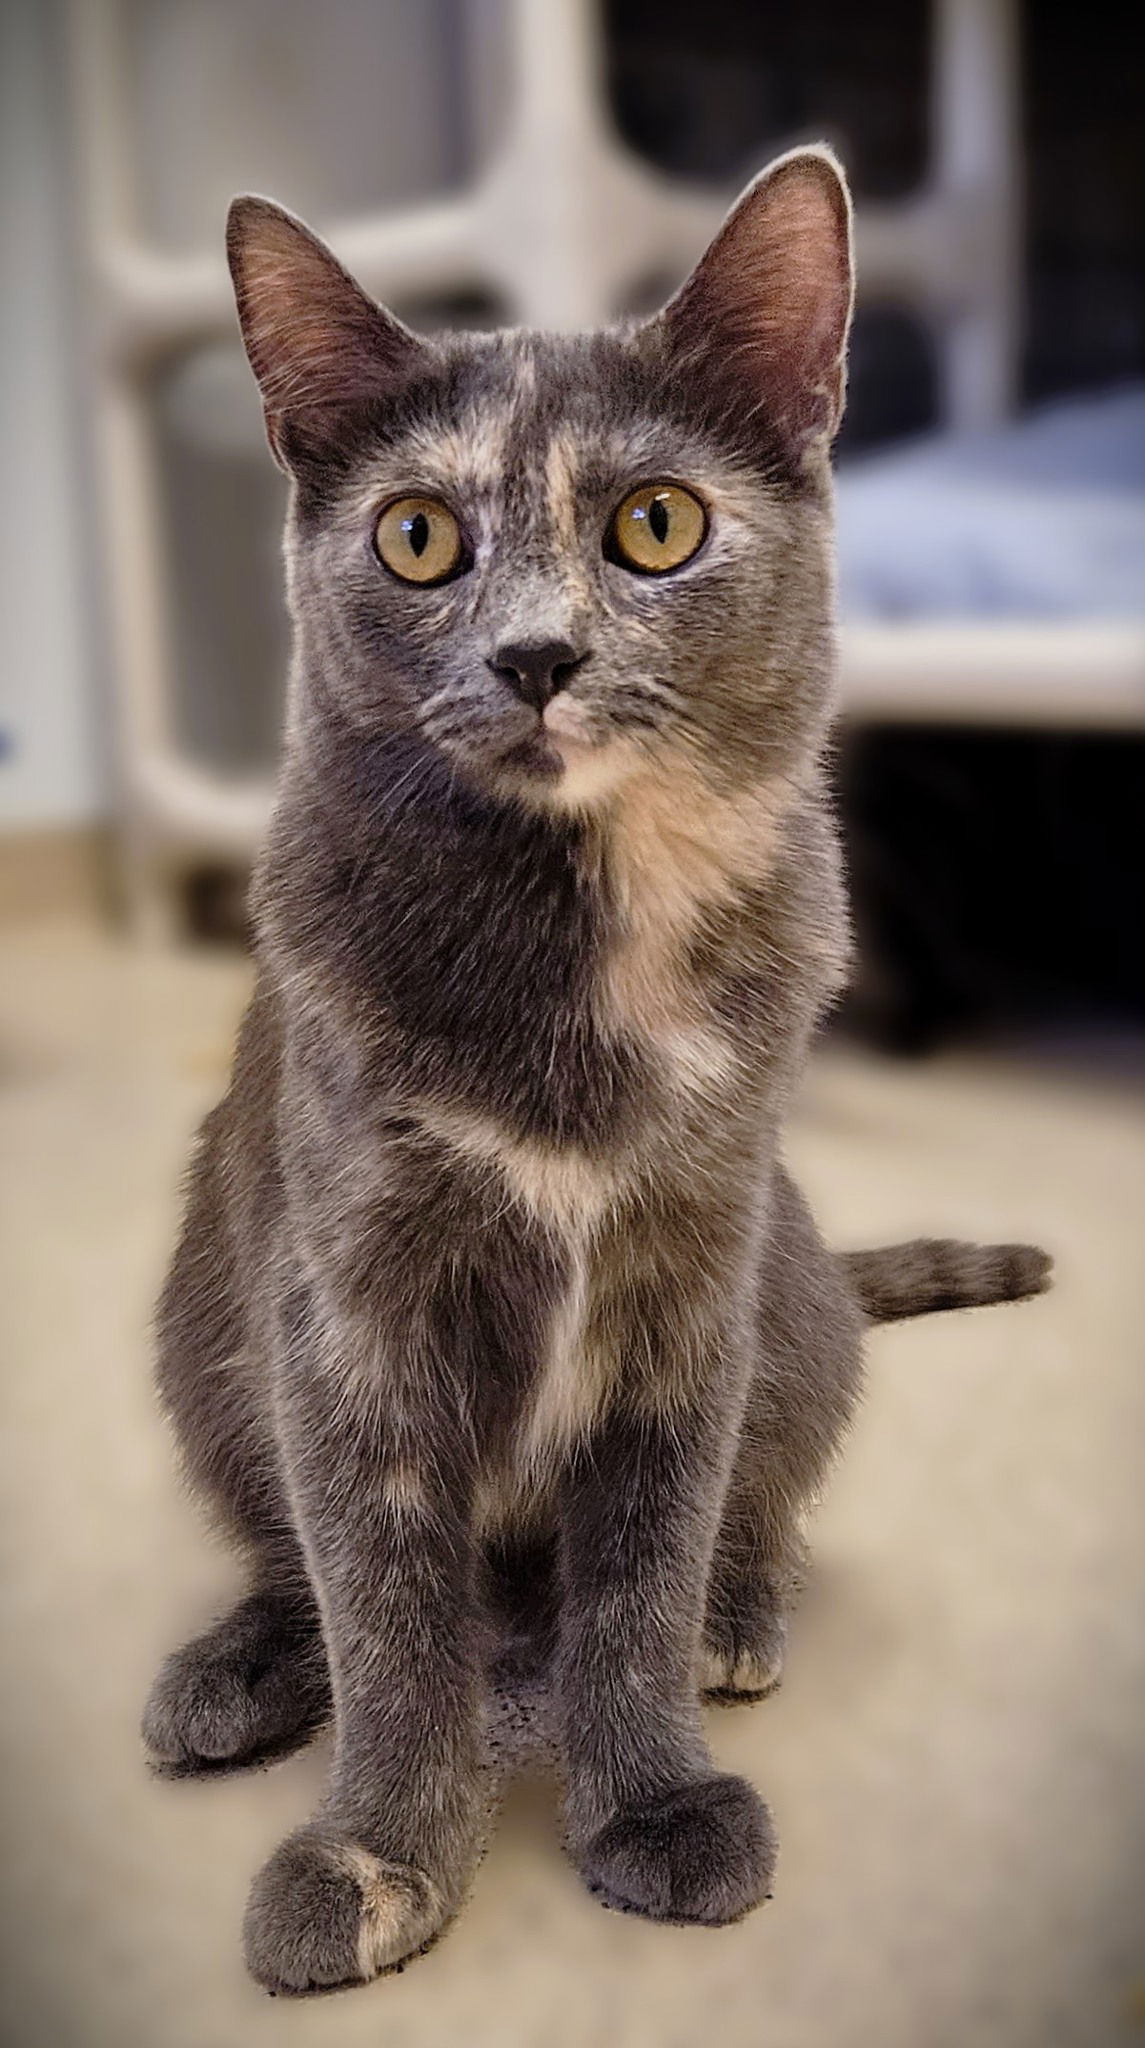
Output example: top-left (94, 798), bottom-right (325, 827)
top-left (844, 1238), bottom-right (1052, 1324)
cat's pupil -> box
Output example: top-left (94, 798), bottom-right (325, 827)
top-left (405, 512), bottom-right (430, 557)
top-left (649, 496), bottom-right (670, 545)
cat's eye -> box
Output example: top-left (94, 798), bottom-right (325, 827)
top-left (375, 496), bottom-right (464, 585)
top-left (608, 482), bottom-right (707, 575)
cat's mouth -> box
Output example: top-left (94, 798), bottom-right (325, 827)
top-left (496, 697), bottom-right (603, 784)
top-left (492, 712), bottom-right (640, 814)
top-left (498, 730), bottom-right (566, 783)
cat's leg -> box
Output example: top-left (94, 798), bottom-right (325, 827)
top-left (241, 1286), bottom-right (485, 1995)
top-left (143, 1132), bottom-right (329, 1769)
top-left (144, 1135), bottom-right (331, 1771)
top-left (701, 1456), bottom-right (804, 1700)
top-left (703, 1166), bottom-right (864, 1700)
top-left (557, 1244), bottom-right (776, 1928)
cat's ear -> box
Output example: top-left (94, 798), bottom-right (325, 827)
top-left (226, 196), bottom-right (425, 471)
top-left (658, 145), bottom-right (854, 470)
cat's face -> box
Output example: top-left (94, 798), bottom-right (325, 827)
top-left (284, 333), bottom-right (837, 809)
top-left (228, 150), bottom-right (853, 810)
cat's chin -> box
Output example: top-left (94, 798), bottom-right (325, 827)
top-left (486, 731), bottom-right (634, 815)
top-left (548, 741), bottom-right (636, 811)
top-left (496, 732), bottom-right (567, 784)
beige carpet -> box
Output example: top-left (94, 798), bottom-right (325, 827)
top-left (1, 919), bottom-right (1143, 2048)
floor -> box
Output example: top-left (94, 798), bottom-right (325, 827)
top-left (1, 918), bottom-right (1143, 2048)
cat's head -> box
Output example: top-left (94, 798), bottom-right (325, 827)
top-left (228, 148), bottom-right (853, 811)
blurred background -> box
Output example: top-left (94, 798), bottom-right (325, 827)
top-left (1, 4), bottom-right (1142, 2046)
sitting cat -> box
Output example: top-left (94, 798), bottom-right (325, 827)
top-left (143, 146), bottom-right (1050, 1993)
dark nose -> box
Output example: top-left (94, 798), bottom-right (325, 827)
top-left (488, 639), bottom-right (587, 712)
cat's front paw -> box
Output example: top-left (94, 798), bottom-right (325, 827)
top-left (577, 1773), bottom-right (776, 1926)
top-left (243, 1829), bottom-right (447, 1994)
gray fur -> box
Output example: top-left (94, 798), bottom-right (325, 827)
top-left (144, 147), bottom-right (1050, 1994)
top-left (846, 1239), bottom-right (1053, 1323)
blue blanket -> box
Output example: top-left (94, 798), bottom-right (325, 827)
top-left (836, 386), bottom-right (1145, 620)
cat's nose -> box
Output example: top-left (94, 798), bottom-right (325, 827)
top-left (488, 639), bottom-right (588, 712)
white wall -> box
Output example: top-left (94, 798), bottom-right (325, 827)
top-left (0, 0), bottom-right (105, 829)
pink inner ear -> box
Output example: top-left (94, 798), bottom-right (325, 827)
top-left (666, 153), bottom-right (854, 456)
top-left (761, 177), bottom-right (851, 365)
top-left (228, 201), bottom-right (421, 422)
top-left (241, 276), bottom-right (384, 413)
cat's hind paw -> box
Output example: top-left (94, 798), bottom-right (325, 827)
top-left (577, 1773), bottom-right (776, 1926)
top-left (243, 1830), bottom-right (446, 1994)
top-left (142, 1592), bottom-right (329, 1774)
top-left (699, 1637), bottom-right (786, 1701)
top-left (702, 1559), bottom-right (794, 1703)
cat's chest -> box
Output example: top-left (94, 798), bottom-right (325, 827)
top-left (476, 1218), bottom-right (607, 1532)
top-left (330, 757), bottom-right (789, 1146)
top-left (409, 776), bottom-right (791, 1180)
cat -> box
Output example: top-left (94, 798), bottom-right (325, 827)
top-left (142, 145), bottom-right (1050, 1994)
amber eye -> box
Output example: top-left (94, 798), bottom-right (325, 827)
top-left (375, 496), bottom-right (464, 585)
top-left (609, 482), bottom-right (707, 574)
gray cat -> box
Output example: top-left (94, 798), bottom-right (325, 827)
top-left (142, 146), bottom-right (1050, 1994)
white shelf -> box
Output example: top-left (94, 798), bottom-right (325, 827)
top-left (841, 621), bottom-right (1145, 728)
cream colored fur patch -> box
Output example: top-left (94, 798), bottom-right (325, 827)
top-left (318, 1842), bottom-right (443, 1980)
top-left (478, 1231), bottom-right (616, 1532)
top-left (543, 430), bottom-right (580, 554)
top-left (415, 1102), bottom-right (625, 1235)
top-left (518, 1236), bottom-right (609, 1471)
top-left (380, 1462), bottom-right (429, 1517)
top-left (699, 1641), bottom-right (785, 1695)
top-left (596, 756), bottom-right (790, 1098)
top-left (348, 407), bottom-right (511, 508)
